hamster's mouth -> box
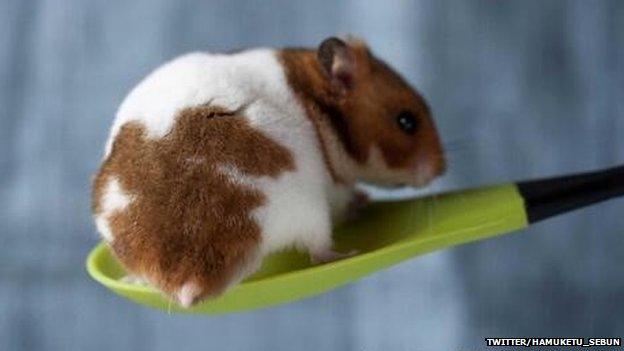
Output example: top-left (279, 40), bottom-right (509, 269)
top-left (383, 181), bottom-right (424, 189)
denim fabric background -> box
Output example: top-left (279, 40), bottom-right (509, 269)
top-left (1, 1), bottom-right (623, 350)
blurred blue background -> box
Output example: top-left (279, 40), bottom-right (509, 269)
top-left (1, 0), bottom-right (623, 350)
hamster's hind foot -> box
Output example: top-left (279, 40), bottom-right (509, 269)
top-left (310, 249), bottom-right (358, 264)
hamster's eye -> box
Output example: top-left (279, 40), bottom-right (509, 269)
top-left (396, 111), bottom-right (419, 135)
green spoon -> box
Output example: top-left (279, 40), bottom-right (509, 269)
top-left (87, 165), bottom-right (624, 314)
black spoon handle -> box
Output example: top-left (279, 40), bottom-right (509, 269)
top-left (517, 165), bottom-right (624, 223)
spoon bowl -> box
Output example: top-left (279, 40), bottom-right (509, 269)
top-left (87, 184), bottom-right (527, 314)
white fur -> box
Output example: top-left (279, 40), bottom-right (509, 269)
top-left (107, 50), bottom-right (289, 155)
top-left (103, 50), bottom-right (340, 280)
top-left (360, 145), bottom-right (434, 187)
top-left (95, 177), bottom-right (133, 241)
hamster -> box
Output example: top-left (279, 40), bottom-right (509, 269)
top-left (91, 36), bottom-right (446, 307)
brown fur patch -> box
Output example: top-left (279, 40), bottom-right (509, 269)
top-left (92, 106), bottom-right (295, 302)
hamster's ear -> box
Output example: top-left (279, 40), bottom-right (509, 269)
top-left (317, 37), bottom-right (357, 93)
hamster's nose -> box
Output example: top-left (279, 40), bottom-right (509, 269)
top-left (411, 151), bottom-right (446, 186)
top-left (426, 143), bottom-right (447, 178)
top-left (434, 153), bottom-right (447, 176)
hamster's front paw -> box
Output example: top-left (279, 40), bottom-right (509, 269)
top-left (345, 190), bottom-right (370, 222)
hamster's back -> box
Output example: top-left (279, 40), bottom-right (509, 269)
top-left (92, 49), bottom-right (298, 306)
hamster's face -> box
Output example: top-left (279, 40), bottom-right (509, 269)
top-left (317, 37), bottom-right (446, 187)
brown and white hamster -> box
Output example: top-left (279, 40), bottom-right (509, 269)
top-left (92, 36), bottom-right (446, 307)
